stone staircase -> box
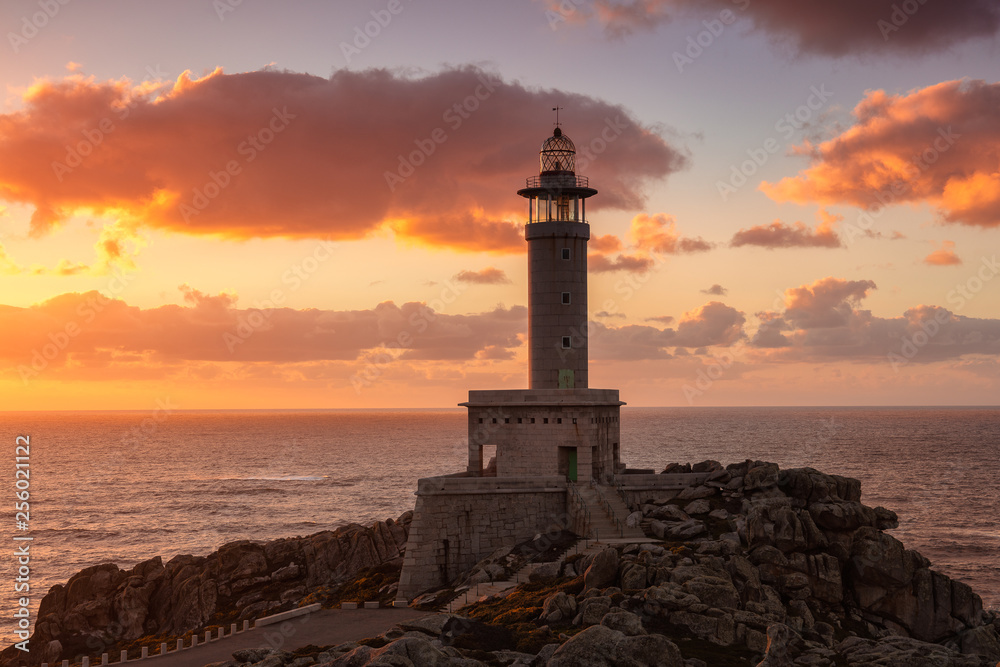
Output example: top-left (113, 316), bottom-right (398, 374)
top-left (573, 483), bottom-right (646, 542)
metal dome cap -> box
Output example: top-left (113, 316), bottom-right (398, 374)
top-left (539, 127), bottom-right (576, 174)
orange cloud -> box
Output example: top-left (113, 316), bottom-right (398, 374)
top-left (0, 67), bottom-right (686, 253)
top-left (629, 213), bottom-right (712, 254)
top-left (453, 267), bottom-right (511, 284)
top-left (672, 301), bottom-right (745, 347)
top-left (553, 0), bottom-right (1000, 55)
top-left (762, 79), bottom-right (1000, 228)
top-left (924, 240), bottom-right (962, 266)
top-left (1, 290), bottom-right (531, 387)
top-left (588, 212), bottom-right (711, 273)
top-left (731, 215), bottom-right (842, 249)
top-left (590, 233), bottom-right (624, 253)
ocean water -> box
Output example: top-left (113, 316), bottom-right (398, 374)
top-left (1, 406), bottom-right (998, 646)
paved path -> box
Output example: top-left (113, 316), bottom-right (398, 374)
top-left (137, 608), bottom-right (426, 667)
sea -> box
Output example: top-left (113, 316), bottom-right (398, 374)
top-left (2, 407), bottom-right (999, 647)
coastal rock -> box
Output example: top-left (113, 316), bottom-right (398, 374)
top-left (0, 514), bottom-right (411, 667)
top-left (835, 635), bottom-right (985, 666)
top-left (601, 609), bottom-right (646, 636)
top-left (540, 592), bottom-right (577, 624)
top-left (584, 548), bottom-right (619, 590)
top-left (548, 625), bottom-right (683, 666)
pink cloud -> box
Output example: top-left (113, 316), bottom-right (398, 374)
top-left (0, 67), bottom-right (687, 253)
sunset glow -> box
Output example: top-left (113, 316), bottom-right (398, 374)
top-left (1, 1), bottom-right (998, 410)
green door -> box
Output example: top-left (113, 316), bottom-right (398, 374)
top-left (568, 449), bottom-right (578, 482)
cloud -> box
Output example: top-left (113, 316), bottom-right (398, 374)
top-left (0, 290), bottom-right (528, 377)
top-left (730, 211), bottom-right (843, 249)
top-left (749, 277), bottom-right (1000, 363)
top-left (552, 0), bottom-right (1000, 56)
top-left (671, 301), bottom-right (745, 347)
top-left (0, 67), bottom-right (687, 254)
top-left (17, 222), bottom-right (144, 276)
top-left (700, 284), bottom-right (727, 296)
top-left (590, 233), bottom-right (624, 253)
top-left (590, 300), bottom-right (745, 358)
top-left (589, 212), bottom-right (711, 273)
top-left (645, 315), bottom-right (675, 324)
top-left (924, 240), bottom-right (962, 266)
top-left (589, 252), bottom-right (653, 273)
top-left (453, 267), bottom-right (512, 285)
top-left (761, 79), bottom-right (1000, 228)
top-left (629, 213), bottom-right (712, 254)
top-left (782, 277), bottom-right (877, 329)
top-left (0, 244), bottom-right (21, 275)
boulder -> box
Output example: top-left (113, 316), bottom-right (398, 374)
top-left (548, 625), bottom-right (683, 666)
top-left (744, 464), bottom-right (779, 491)
top-left (683, 499), bottom-right (711, 516)
top-left (584, 548), bottom-right (620, 590)
top-left (540, 592), bottom-right (577, 624)
top-left (601, 609), bottom-right (646, 636)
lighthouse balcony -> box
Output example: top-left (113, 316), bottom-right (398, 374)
top-left (525, 174), bottom-right (590, 189)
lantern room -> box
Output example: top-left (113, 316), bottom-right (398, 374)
top-left (518, 127), bottom-right (598, 225)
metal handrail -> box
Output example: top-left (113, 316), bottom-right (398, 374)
top-left (614, 479), bottom-right (631, 511)
top-left (524, 174), bottom-right (590, 188)
top-left (591, 482), bottom-right (624, 538)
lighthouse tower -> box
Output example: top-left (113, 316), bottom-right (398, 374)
top-left (517, 127), bottom-right (597, 390)
top-left (459, 123), bottom-right (624, 482)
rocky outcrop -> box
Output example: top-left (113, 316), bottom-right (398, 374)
top-left (375, 460), bottom-right (999, 666)
top-left (10, 459), bottom-right (1000, 667)
top-left (0, 513), bottom-right (411, 667)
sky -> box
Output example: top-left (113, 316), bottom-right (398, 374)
top-left (0, 0), bottom-right (998, 410)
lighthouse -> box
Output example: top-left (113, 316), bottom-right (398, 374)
top-left (398, 119), bottom-right (633, 600)
top-left (459, 122), bottom-right (624, 482)
top-left (517, 126), bottom-right (598, 390)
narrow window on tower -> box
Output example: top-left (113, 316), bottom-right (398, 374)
top-left (561, 292), bottom-right (571, 305)
top-left (561, 248), bottom-right (571, 260)
top-left (562, 336), bottom-right (572, 349)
